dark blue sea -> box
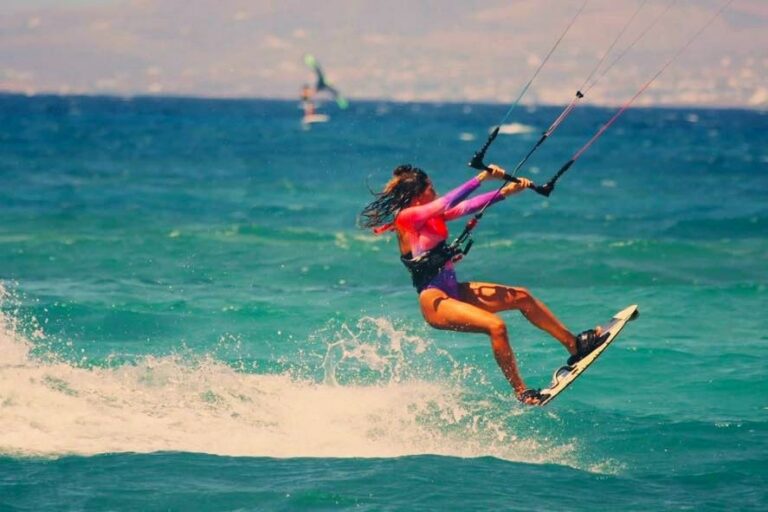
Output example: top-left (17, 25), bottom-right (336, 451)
top-left (1, 94), bottom-right (766, 511)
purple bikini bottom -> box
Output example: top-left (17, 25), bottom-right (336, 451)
top-left (418, 267), bottom-right (460, 299)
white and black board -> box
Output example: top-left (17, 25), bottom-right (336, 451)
top-left (539, 304), bottom-right (639, 406)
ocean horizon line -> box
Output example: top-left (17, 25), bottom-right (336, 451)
top-left (1, 90), bottom-right (765, 113)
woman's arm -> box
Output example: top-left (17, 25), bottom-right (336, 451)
top-left (444, 189), bottom-right (505, 220)
top-left (396, 174), bottom-right (485, 229)
top-left (444, 176), bottom-right (533, 221)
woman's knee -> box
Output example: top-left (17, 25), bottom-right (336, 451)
top-left (513, 286), bottom-right (531, 300)
top-left (513, 287), bottom-right (536, 311)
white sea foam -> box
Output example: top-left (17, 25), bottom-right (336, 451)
top-left (0, 289), bottom-right (588, 469)
top-left (497, 123), bottom-right (535, 135)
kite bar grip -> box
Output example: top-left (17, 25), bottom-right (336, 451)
top-left (469, 124), bottom-right (554, 196)
top-left (468, 126), bottom-right (501, 171)
top-left (504, 174), bottom-right (553, 197)
top-left (531, 182), bottom-right (554, 197)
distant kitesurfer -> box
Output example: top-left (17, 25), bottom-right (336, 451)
top-left (359, 165), bottom-right (605, 405)
top-left (300, 83), bottom-right (316, 117)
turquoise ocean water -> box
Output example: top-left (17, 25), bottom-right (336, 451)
top-left (0, 94), bottom-right (766, 510)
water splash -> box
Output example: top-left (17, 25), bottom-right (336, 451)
top-left (314, 316), bottom-right (443, 386)
top-left (0, 289), bottom-right (591, 470)
top-left (0, 282), bottom-right (34, 366)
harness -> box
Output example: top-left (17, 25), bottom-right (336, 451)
top-left (399, 240), bottom-right (464, 290)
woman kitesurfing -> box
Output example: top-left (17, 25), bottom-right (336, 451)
top-left (356, 2), bottom-right (601, 406)
top-left (358, 165), bottom-right (606, 405)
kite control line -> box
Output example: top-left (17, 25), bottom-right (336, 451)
top-left (537, 0), bottom-right (733, 197)
top-left (508, 0), bottom-right (659, 179)
top-left (455, 0), bottom-right (731, 256)
top-left (468, 0), bottom-right (587, 171)
top-left (468, 0), bottom-right (588, 196)
top-left (454, 0), bottom-right (589, 255)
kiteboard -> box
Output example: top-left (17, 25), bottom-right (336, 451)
top-left (302, 114), bottom-right (329, 125)
top-left (538, 304), bottom-right (639, 406)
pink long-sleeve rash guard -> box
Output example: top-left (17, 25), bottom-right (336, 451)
top-left (395, 176), bottom-right (504, 258)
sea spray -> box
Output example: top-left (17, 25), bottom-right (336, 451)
top-left (0, 302), bottom-right (585, 468)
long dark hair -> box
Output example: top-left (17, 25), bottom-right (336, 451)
top-left (358, 164), bottom-right (430, 233)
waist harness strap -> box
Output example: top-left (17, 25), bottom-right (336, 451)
top-left (400, 241), bottom-right (461, 290)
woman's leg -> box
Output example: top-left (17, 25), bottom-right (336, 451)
top-left (458, 282), bottom-right (578, 355)
top-left (418, 288), bottom-right (529, 395)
